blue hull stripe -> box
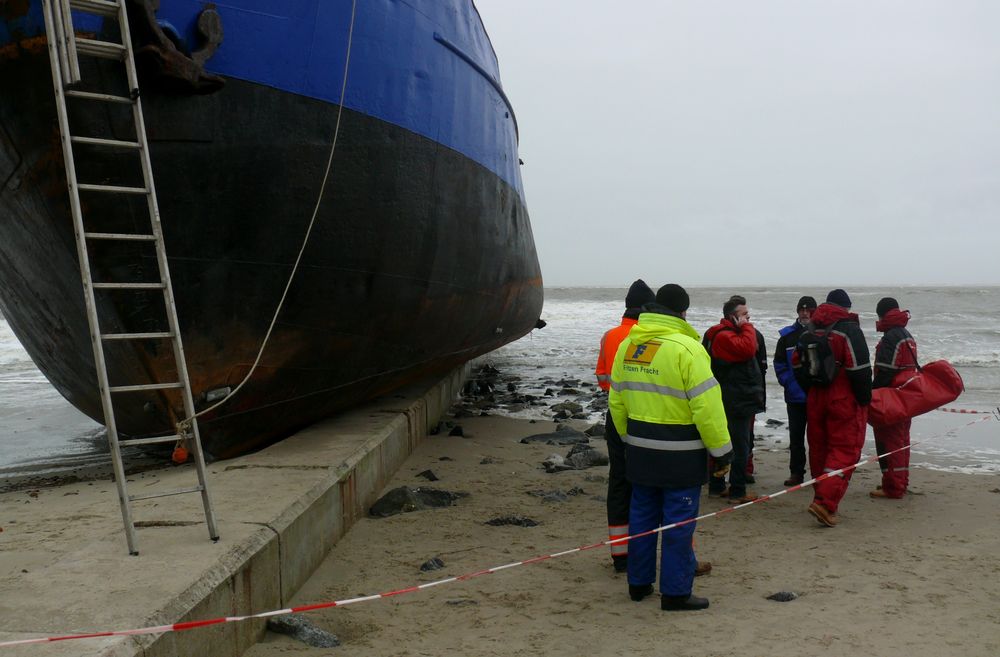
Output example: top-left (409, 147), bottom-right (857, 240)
top-left (3, 0), bottom-right (524, 197)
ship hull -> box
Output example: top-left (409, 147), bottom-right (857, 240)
top-left (0, 2), bottom-right (542, 457)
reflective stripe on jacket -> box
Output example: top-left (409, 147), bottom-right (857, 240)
top-left (874, 309), bottom-right (918, 389)
top-left (609, 311), bottom-right (732, 488)
top-left (793, 303), bottom-right (872, 406)
top-left (596, 317), bottom-right (638, 391)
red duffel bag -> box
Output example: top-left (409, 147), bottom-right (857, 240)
top-left (868, 360), bottom-right (965, 427)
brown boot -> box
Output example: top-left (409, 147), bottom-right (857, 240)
top-left (870, 488), bottom-right (904, 499)
top-left (808, 502), bottom-right (838, 527)
top-left (694, 561), bottom-right (712, 577)
top-left (728, 493), bottom-right (759, 504)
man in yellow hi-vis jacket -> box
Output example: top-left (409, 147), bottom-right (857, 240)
top-left (609, 283), bottom-right (732, 611)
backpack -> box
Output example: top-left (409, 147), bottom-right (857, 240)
top-left (796, 321), bottom-right (842, 386)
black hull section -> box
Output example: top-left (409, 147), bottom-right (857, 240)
top-left (0, 54), bottom-right (542, 458)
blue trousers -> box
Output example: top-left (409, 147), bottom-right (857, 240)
top-left (627, 483), bottom-right (700, 597)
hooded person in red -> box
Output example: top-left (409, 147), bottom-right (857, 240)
top-left (793, 289), bottom-right (872, 527)
top-left (870, 297), bottom-right (918, 499)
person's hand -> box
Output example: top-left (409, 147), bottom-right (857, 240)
top-left (712, 452), bottom-right (733, 478)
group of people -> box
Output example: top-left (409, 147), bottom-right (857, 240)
top-left (594, 282), bottom-right (918, 611)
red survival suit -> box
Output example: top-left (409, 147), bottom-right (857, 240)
top-left (793, 303), bottom-right (872, 516)
top-left (872, 308), bottom-right (918, 498)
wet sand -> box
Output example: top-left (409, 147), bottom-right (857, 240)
top-left (244, 413), bottom-right (1000, 657)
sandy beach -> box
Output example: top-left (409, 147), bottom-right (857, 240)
top-left (243, 412), bottom-right (1000, 657)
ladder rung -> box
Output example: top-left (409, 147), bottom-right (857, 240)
top-left (109, 381), bottom-right (184, 393)
top-left (71, 136), bottom-right (141, 150)
top-left (75, 38), bottom-right (126, 60)
top-left (130, 486), bottom-right (204, 502)
top-left (65, 89), bottom-right (134, 104)
top-left (102, 332), bottom-right (174, 341)
top-left (70, 0), bottom-right (121, 18)
top-left (92, 282), bottom-right (166, 290)
top-left (84, 232), bottom-right (157, 241)
top-left (119, 434), bottom-right (182, 447)
top-left (77, 183), bottom-right (148, 194)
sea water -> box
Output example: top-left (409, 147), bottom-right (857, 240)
top-left (488, 286), bottom-right (1000, 474)
top-left (1, 286), bottom-right (998, 478)
top-left (0, 318), bottom-right (107, 480)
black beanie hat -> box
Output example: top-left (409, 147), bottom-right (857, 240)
top-left (826, 288), bottom-right (852, 309)
top-left (876, 297), bottom-right (899, 318)
top-left (656, 284), bottom-right (690, 313)
top-left (625, 279), bottom-right (655, 309)
top-left (796, 296), bottom-right (817, 310)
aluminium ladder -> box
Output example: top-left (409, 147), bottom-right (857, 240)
top-left (40, 0), bottom-right (219, 555)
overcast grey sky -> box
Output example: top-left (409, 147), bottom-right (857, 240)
top-left (474, 1), bottom-right (1000, 287)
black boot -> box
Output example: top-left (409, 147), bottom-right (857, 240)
top-left (629, 584), bottom-right (654, 602)
top-left (612, 556), bottom-right (628, 573)
top-left (661, 594), bottom-right (710, 611)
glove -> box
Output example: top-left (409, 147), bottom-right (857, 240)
top-left (712, 452), bottom-right (733, 478)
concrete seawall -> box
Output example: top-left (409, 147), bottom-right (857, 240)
top-left (0, 364), bottom-right (469, 657)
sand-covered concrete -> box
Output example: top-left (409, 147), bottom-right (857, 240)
top-left (0, 368), bottom-right (467, 657)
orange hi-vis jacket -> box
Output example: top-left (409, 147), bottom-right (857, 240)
top-left (596, 317), bottom-right (638, 391)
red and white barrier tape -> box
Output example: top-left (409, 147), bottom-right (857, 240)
top-left (937, 406), bottom-right (997, 415)
top-left (0, 414), bottom-right (992, 649)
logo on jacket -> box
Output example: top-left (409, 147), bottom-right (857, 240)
top-left (625, 341), bottom-right (661, 365)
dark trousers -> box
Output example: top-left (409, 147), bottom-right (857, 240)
top-left (627, 484), bottom-right (700, 596)
top-left (710, 413), bottom-right (751, 497)
top-left (605, 411), bottom-right (631, 559)
top-left (727, 414), bottom-right (751, 497)
top-left (787, 402), bottom-right (807, 477)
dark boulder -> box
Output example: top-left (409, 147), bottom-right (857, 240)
top-left (267, 616), bottom-right (340, 648)
top-left (767, 591), bottom-right (799, 602)
top-left (485, 515), bottom-right (538, 527)
top-left (550, 401), bottom-right (583, 414)
top-left (369, 487), bottom-right (466, 518)
top-left (420, 557), bottom-right (445, 572)
top-left (520, 427), bottom-right (589, 446)
top-left (565, 444), bottom-right (609, 469)
top-left (543, 445), bottom-right (608, 473)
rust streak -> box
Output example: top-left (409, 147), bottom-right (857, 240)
top-left (2, 0), bottom-right (31, 21)
top-left (0, 35), bottom-right (48, 60)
